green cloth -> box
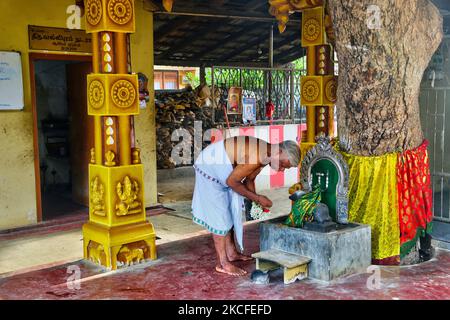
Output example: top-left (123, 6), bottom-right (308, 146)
top-left (285, 185), bottom-right (322, 228)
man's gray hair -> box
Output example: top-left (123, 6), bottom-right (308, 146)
top-left (279, 140), bottom-right (301, 167)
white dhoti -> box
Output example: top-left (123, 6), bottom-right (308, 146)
top-left (191, 140), bottom-right (245, 251)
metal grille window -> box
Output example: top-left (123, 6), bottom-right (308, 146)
top-left (419, 87), bottom-right (450, 223)
top-left (211, 66), bottom-right (307, 125)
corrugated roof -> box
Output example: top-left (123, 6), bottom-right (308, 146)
top-left (151, 0), bottom-right (304, 67)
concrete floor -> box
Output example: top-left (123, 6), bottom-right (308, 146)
top-left (3, 171), bottom-right (448, 300)
top-left (1, 222), bottom-right (449, 300)
top-left (0, 184), bottom-right (292, 275)
top-left (158, 177), bottom-right (196, 204)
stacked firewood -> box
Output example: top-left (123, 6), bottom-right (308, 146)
top-left (156, 87), bottom-right (219, 169)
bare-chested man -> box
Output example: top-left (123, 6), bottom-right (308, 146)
top-left (191, 136), bottom-right (301, 276)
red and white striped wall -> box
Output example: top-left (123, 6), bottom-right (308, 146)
top-left (210, 124), bottom-right (306, 191)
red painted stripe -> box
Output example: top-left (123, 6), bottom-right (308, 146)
top-left (269, 125), bottom-right (285, 188)
top-left (297, 124), bottom-right (303, 144)
top-left (239, 127), bottom-right (256, 137)
top-left (210, 128), bottom-right (224, 143)
top-left (299, 123), bottom-right (307, 136)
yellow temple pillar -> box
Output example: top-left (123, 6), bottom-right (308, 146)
top-left (298, 3), bottom-right (337, 156)
top-left (269, 1), bottom-right (337, 194)
top-left (269, 1), bottom-right (337, 158)
top-left (301, 5), bottom-right (337, 142)
top-left (82, 0), bottom-right (156, 270)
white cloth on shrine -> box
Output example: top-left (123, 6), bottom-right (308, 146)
top-left (191, 140), bottom-right (245, 251)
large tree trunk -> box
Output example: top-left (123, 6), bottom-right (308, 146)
top-left (328, 0), bottom-right (443, 156)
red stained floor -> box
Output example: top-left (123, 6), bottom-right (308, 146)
top-left (0, 223), bottom-right (449, 300)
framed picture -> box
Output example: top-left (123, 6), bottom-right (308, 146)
top-left (242, 98), bottom-right (257, 125)
top-left (227, 87), bottom-right (242, 114)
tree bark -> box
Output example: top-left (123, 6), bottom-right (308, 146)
top-left (327, 0), bottom-right (443, 156)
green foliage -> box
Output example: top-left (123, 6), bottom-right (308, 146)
top-left (291, 56), bottom-right (307, 70)
top-left (184, 68), bottom-right (213, 88)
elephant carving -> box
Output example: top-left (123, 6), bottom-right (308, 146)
top-left (117, 245), bottom-right (148, 266)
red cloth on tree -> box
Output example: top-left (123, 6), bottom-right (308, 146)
top-left (397, 140), bottom-right (433, 258)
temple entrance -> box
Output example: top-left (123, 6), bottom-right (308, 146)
top-left (30, 53), bottom-right (93, 222)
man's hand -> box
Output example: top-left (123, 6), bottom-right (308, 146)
top-left (258, 195), bottom-right (273, 208)
top-left (226, 163), bottom-right (262, 203)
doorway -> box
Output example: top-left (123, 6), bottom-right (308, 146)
top-left (30, 53), bottom-right (93, 222)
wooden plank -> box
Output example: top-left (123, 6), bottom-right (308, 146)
top-left (252, 249), bottom-right (311, 269)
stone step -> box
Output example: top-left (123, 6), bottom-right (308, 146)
top-left (252, 249), bottom-right (312, 284)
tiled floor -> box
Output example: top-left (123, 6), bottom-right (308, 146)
top-left (1, 222), bottom-right (449, 300)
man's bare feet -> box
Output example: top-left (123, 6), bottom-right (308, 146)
top-left (215, 263), bottom-right (247, 276)
top-left (227, 252), bottom-right (253, 262)
top-left (224, 234), bottom-right (253, 262)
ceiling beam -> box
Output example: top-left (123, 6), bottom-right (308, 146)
top-left (218, 27), bottom-right (301, 64)
top-left (246, 0), bottom-right (269, 10)
top-left (154, 58), bottom-right (267, 68)
top-left (153, 9), bottom-right (301, 24)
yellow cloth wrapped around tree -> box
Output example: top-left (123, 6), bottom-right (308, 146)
top-left (341, 151), bottom-right (400, 261)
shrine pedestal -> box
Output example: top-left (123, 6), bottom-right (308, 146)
top-left (260, 218), bottom-right (371, 281)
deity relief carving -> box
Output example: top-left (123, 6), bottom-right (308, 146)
top-left (115, 175), bottom-right (142, 216)
top-left (90, 148), bottom-right (96, 164)
top-left (104, 150), bottom-right (116, 166)
top-left (90, 176), bottom-right (106, 216)
top-left (131, 148), bottom-right (141, 164)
